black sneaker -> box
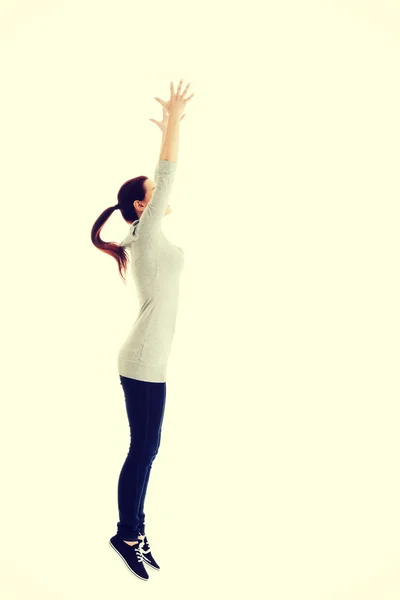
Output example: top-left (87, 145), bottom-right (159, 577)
top-left (138, 533), bottom-right (160, 570)
top-left (109, 535), bottom-right (149, 581)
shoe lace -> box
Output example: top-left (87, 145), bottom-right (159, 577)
top-left (134, 546), bottom-right (143, 562)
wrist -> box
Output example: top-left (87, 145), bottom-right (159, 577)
top-left (167, 112), bottom-right (181, 125)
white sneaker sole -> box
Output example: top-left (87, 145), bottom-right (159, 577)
top-left (141, 554), bottom-right (160, 570)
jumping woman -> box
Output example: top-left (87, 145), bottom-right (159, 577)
top-left (91, 79), bottom-right (195, 581)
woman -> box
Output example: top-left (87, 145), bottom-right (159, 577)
top-left (91, 79), bottom-right (195, 581)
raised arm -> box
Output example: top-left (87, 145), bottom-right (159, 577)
top-left (159, 112), bottom-right (181, 162)
top-left (138, 115), bottom-right (181, 237)
top-left (139, 80), bottom-right (194, 237)
top-left (152, 124), bottom-right (170, 179)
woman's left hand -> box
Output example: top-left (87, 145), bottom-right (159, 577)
top-left (149, 107), bottom-right (185, 133)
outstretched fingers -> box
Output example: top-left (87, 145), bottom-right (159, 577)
top-left (184, 91), bottom-right (195, 103)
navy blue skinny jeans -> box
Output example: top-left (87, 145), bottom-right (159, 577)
top-left (116, 375), bottom-right (166, 541)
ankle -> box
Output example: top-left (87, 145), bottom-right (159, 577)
top-left (123, 540), bottom-right (139, 546)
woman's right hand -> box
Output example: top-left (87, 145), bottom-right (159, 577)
top-left (154, 79), bottom-right (195, 118)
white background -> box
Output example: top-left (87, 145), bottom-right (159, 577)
top-left (0, 1), bottom-right (399, 598)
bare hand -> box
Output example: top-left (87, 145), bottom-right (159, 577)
top-left (154, 79), bottom-right (194, 118)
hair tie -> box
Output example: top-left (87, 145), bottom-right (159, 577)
top-left (114, 204), bottom-right (120, 210)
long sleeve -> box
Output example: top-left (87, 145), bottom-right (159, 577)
top-left (137, 159), bottom-right (177, 239)
top-left (153, 159), bottom-right (159, 181)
